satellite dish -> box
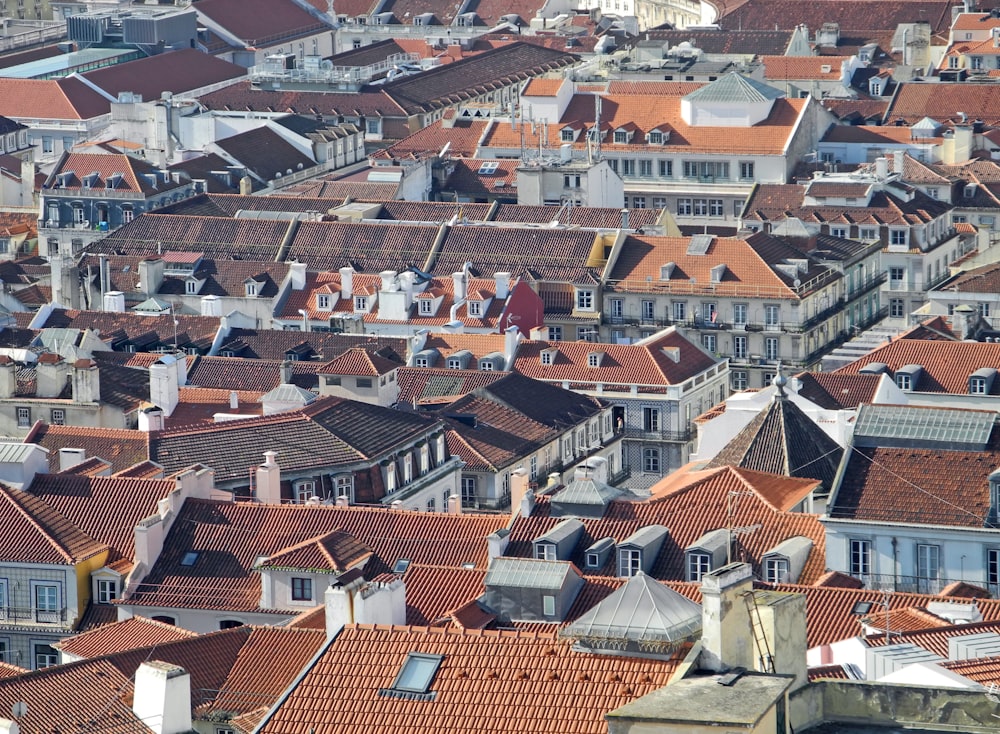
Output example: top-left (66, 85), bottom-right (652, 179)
top-left (793, 278), bottom-right (801, 287)
top-left (11, 702), bottom-right (27, 719)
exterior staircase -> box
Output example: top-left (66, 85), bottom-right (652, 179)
top-left (820, 320), bottom-right (906, 371)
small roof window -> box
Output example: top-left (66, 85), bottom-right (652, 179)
top-left (391, 652), bottom-right (444, 693)
top-left (180, 551), bottom-right (199, 567)
top-left (393, 558), bottom-right (411, 574)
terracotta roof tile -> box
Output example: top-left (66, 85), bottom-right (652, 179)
top-left (0, 76), bottom-right (110, 120)
top-left (259, 529), bottom-right (373, 575)
top-left (54, 615), bottom-right (197, 658)
top-left (398, 564), bottom-right (489, 626)
top-left (194, 0), bottom-right (330, 44)
top-left (491, 204), bottom-right (663, 229)
top-left (717, 0), bottom-right (955, 34)
top-left (255, 624), bottom-right (685, 734)
top-left (396, 367), bottom-right (508, 403)
top-left (123, 499), bottom-right (510, 612)
top-left (0, 483), bottom-right (107, 564)
top-left (836, 339), bottom-right (1000, 394)
top-left (82, 49), bottom-right (246, 103)
top-left (29, 424), bottom-right (152, 474)
top-left (887, 82), bottom-right (1000, 125)
top-left (793, 372), bottom-right (881, 410)
top-left (287, 221), bottom-right (441, 272)
top-left (761, 55), bottom-right (852, 80)
top-left (89, 214), bottom-right (289, 260)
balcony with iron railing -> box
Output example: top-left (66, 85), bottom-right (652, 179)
top-left (0, 606), bottom-right (70, 626)
top-left (622, 425), bottom-right (692, 442)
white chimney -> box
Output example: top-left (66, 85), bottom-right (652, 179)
top-left (874, 156), bottom-right (889, 180)
top-left (289, 260), bottom-right (307, 290)
top-left (335, 495), bottom-right (350, 507)
top-left (325, 584), bottom-right (354, 638)
top-left (447, 494), bottom-right (461, 514)
top-left (0, 719), bottom-right (19, 734)
top-left (486, 528), bottom-right (510, 565)
top-left (59, 447), bottom-right (86, 471)
top-left (133, 661), bottom-right (192, 734)
top-left (103, 290), bottom-right (125, 312)
top-left (255, 451), bottom-right (281, 504)
top-left (380, 270), bottom-right (399, 292)
top-left (893, 150), bottom-right (904, 176)
top-left (149, 361), bottom-right (179, 416)
top-left (228, 390), bottom-right (239, 410)
top-left (699, 563), bottom-right (756, 673)
top-left (339, 267), bottom-right (354, 299)
top-left (585, 456), bottom-right (608, 483)
top-left (139, 405), bottom-right (165, 432)
top-left (355, 577), bottom-right (406, 625)
top-left (503, 325), bottom-right (520, 369)
top-left (494, 272), bottom-right (511, 299)
top-left (452, 270), bottom-right (467, 300)
top-left (200, 294), bottom-right (222, 317)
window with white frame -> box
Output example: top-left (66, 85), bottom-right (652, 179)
top-left (971, 376), bottom-right (988, 395)
top-left (16, 407), bottom-right (30, 428)
top-left (639, 160), bottom-right (652, 177)
top-left (609, 299), bottom-right (623, 318)
top-left (890, 298), bottom-right (905, 318)
top-left (50, 408), bottom-right (65, 426)
top-left (186, 280), bottom-right (198, 294)
top-left (703, 334), bottom-right (717, 352)
top-left (764, 558), bottom-right (790, 583)
top-left (32, 582), bottom-right (59, 622)
top-left (733, 335), bottom-right (747, 359)
top-left (889, 229), bottom-right (907, 246)
top-left (849, 539), bottom-right (870, 578)
top-left (418, 299), bottom-right (433, 315)
top-left (317, 294), bottom-right (331, 310)
top-left (461, 476), bottom-right (477, 508)
top-left (709, 199), bottom-right (724, 217)
top-left (334, 474), bottom-right (353, 502)
top-left (916, 543), bottom-right (939, 589)
top-left (642, 407), bottom-right (660, 432)
top-left (549, 326), bottom-right (562, 340)
top-left (672, 301), bottom-right (686, 322)
top-left (354, 296), bottom-right (367, 311)
top-left (618, 548), bottom-right (641, 577)
top-left (467, 300), bottom-right (482, 316)
top-left (731, 370), bottom-right (748, 390)
top-left (419, 444), bottom-right (430, 474)
top-left (739, 161), bottom-right (754, 180)
top-left (530, 455), bottom-right (538, 480)
top-left (294, 480), bottom-right (317, 503)
top-left (33, 642), bottom-right (57, 669)
top-left (0, 637), bottom-right (7, 663)
top-left (658, 160), bottom-right (672, 177)
top-left (989, 548), bottom-right (1000, 588)
top-left (97, 578), bottom-right (117, 604)
top-left (764, 337), bottom-right (778, 361)
top-left (403, 453), bottom-right (413, 483)
top-left (687, 552), bottom-right (710, 581)
top-left (534, 543), bottom-right (557, 561)
top-left (677, 198), bottom-right (692, 216)
top-left (896, 373), bottom-right (912, 391)
top-left (0, 579), bottom-right (6, 617)
top-left (642, 447), bottom-right (660, 473)
top-left (576, 289), bottom-right (594, 310)
top-left (764, 304), bottom-right (780, 328)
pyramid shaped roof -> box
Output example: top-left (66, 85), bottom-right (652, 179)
top-left (706, 393), bottom-right (842, 490)
top-left (683, 72), bottom-right (784, 104)
top-left (563, 572), bottom-right (702, 649)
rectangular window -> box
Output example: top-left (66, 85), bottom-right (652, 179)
top-left (988, 548), bottom-right (1000, 589)
top-left (418, 299), bottom-right (433, 315)
top-left (33, 642), bottom-right (57, 670)
top-left (641, 300), bottom-right (655, 321)
top-left (317, 294), bottom-right (330, 310)
top-left (33, 583), bottom-right (59, 622)
top-left (16, 407), bottom-right (30, 428)
top-left (693, 199), bottom-right (708, 216)
top-left (356, 377), bottom-right (372, 388)
top-left (764, 304), bottom-right (780, 328)
top-left (621, 159), bottom-right (635, 176)
top-left (890, 298), bottom-right (905, 318)
top-left (849, 539), bottom-right (871, 578)
top-left (687, 553), bottom-right (711, 582)
top-left (890, 229), bottom-right (907, 246)
top-left (467, 301), bottom-right (482, 316)
top-left (642, 447), bottom-right (660, 473)
top-left (632, 196), bottom-right (646, 209)
top-left (916, 544), bottom-right (939, 590)
top-left (50, 408), bottom-right (65, 426)
top-left (534, 543), bottom-right (556, 561)
top-left (764, 337), bottom-right (778, 361)
top-left (677, 198), bottom-right (692, 216)
top-left (639, 159), bottom-right (652, 177)
top-left (764, 558), bottom-right (790, 584)
top-left (97, 579), bottom-right (117, 604)
top-left (733, 335), bottom-right (747, 359)
top-left (609, 299), bottom-right (623, 318)
top-left (653, 196), bottom-right (667, 209)
top-left (461, 476), bottom-right (477, 508)
top-left (733, 303), bottom-right (747, 325)
top-left (549, 326), bottom-right (562, 341)
top-left (291, 577), bottom-right (313, 601)
top-left (643, 406), bottom-right (660, 432)
top-left (576, 290), bottom-right (594, 310)
top-left (702, 334), bottom-right (716, 352)
top-left (658, 160), bottom-right (672, 177)
top-left (577, 326), bottom-right (597, 342)
top-left (740, 161), bottom-right (754, 180)
top-left (672, 301), bottom-right (686, 322)
top-left (709, 199), bottom-right (724, 217)
top-left (618, 548), bottom-right (641, 577)
top-left (731, 370), bottom-right (748, 391)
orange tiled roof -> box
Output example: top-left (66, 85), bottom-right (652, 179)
top-left (0, 483), bottom-right (107, 564)
top-left (259, 530), bottom-right (373, 574)
top-left (793, 372), bottom-right (882, 410)
top-left (761, 55), bottom-right (851, 80)
top-left (54, 615), bottom-right (197, 658)
top-left (255, 624), bottom-right (686, 734)
top-left (397, 564), bottom-right (488, 626)
top-left (836, 339), bottom-right (1000, 394)
top-left (952, 12), bottom-right (1000, 31)
top-left (28, 424), bottom-right (152, 474)
top-left (123, 499), bottom-right (510, 613)
top-left (482, 90), bottom-right (807, 155)
top-left (522, 77), bottom-right (565, 97)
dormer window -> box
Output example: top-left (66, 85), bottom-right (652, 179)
top-left (576, 289), bottom-right (594, 311)
top-left (687, 551), bottom-right (711, 582)
top-left (317, 294), bottom-right (331, 310)
top-left (534, 542), bottom-right (556, 561)
top-left (586, 127), bottom-right (603, 142)
top-left (245, 281), bottom-right (258, 297)
top-left (185, 279), bottom-right (199, 294)
top-left (613, 130), bottom-right (630, 144)
top-left (894, 364), bottom-right (922, 392)
top-left (418, 299), bottom-right (433, 315)
top-left (354, 295), bottom-right (368, 312)
top-left (764, 557), bottom-right (790, 583)
top-left (970, 368), bottom-right (997, 395)
top-left (618, 547), bottom-right (641, 577)
top-left (467, 300), bottom-right (483, 316)
top-left (647, 130), bottom-right (667, 145)
top-left (587, 351), bottom-right (603, 368)
top-left (540, 348), bottom-right (556, 365)
top-left (561, 128), bottom-right (576, 142)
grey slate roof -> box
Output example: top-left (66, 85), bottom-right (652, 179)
top-left (484, 557), bottom-right (577, 590)
top-left (683, 72), bottom-right (784, 104)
